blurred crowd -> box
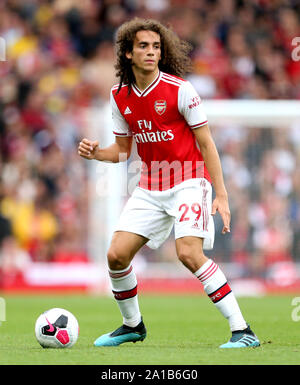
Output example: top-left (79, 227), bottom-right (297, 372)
top-left (208, 123), bottom-right (300, 280)
top-left (0, 0), bottom-right (300, 282)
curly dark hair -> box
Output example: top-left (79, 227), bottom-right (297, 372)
top-left (114, 18), bottom-right (193, 93)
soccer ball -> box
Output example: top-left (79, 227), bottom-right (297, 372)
top-left (35, 308), bottom-right (79, 348)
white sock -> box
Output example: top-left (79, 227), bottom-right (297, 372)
top-left (194, 259), bottom-right (247, 332)
top-left (109, 265), bottom-right (142, 328)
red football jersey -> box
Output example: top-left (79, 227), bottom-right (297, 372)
top-left (111, 71), bottom-right (211, 191)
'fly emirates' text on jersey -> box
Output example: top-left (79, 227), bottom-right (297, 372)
top-left (111, 71), bottom-right (211, 191)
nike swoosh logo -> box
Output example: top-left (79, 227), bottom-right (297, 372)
top-left (45, 317), bottom-right (55, 332)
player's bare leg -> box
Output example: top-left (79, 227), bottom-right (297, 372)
top-left (175, 236), bottom-right (260, 348)
top-left (107, 231), bottom-right (148, 270)
top-left (175, 236), bottom-right (208, 272)
top-left (94, 231), bottom-right (148, 347)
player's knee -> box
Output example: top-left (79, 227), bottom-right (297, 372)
top-left (176, 240), bottom-right (206, 272)
top-left (107, 248), bottom-right (128, 270)
top-left (177, 246), bottom-right (195, 267)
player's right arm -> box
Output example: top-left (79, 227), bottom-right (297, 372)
top-left (78, 87), bottom-right (133, 162)
top-left (78, 136), bottom-right (133, 163)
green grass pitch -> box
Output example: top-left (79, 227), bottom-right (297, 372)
top-left (0, 293), bottom-right (299, 365)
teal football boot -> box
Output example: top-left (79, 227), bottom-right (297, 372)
top-left (94, 319), bottom-right (147, 347)
top-left (219, 325), bottom-right (260, 348)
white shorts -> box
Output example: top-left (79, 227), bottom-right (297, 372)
top-left (115, 178), bottom-right (215, 250)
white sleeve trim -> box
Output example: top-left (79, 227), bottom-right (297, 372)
top-left (189, 121), bottom-right (208, 129)
top-left (110, 90), bottom-right (132, 137)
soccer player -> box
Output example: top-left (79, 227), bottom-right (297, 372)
top-left (78, 18), bottom-right (260, 349)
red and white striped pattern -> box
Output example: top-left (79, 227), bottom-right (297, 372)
top-left (109, 265), bottom-right (138, 301)
top-left (189, 121), bottom-right (208, 130)
top-left (112, 285), bottom-right (138, 301)
top-left (208, 282), bottom-right (232, 303)
top-left (112, 131), bottom-right (129, 136)
top-left (202, 188), bottom-right (209, 232)
top-left (196, 260), bottom-right (233, 304)
top-left (196, 260), bottom-right (218, 283)
top-left (109, 265), bottom-right (133, 279)
top-left (112, 71), bottom-right (186, 96)
top-left (132, 71), bottom-right (161, 97)
top-left (161, 72), bottom-right (185, 87)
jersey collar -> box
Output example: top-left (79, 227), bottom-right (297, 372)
top-left (132, 71), bottom-right (161, 97)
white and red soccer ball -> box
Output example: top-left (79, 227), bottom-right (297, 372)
top-left (35, 308), bottom-right (79, 348)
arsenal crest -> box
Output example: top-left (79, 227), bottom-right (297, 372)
top-left (154, 100), bottom-right (167, 115)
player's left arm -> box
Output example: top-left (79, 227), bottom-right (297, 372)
top-left (193, 124), bottom-right (231, 234)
